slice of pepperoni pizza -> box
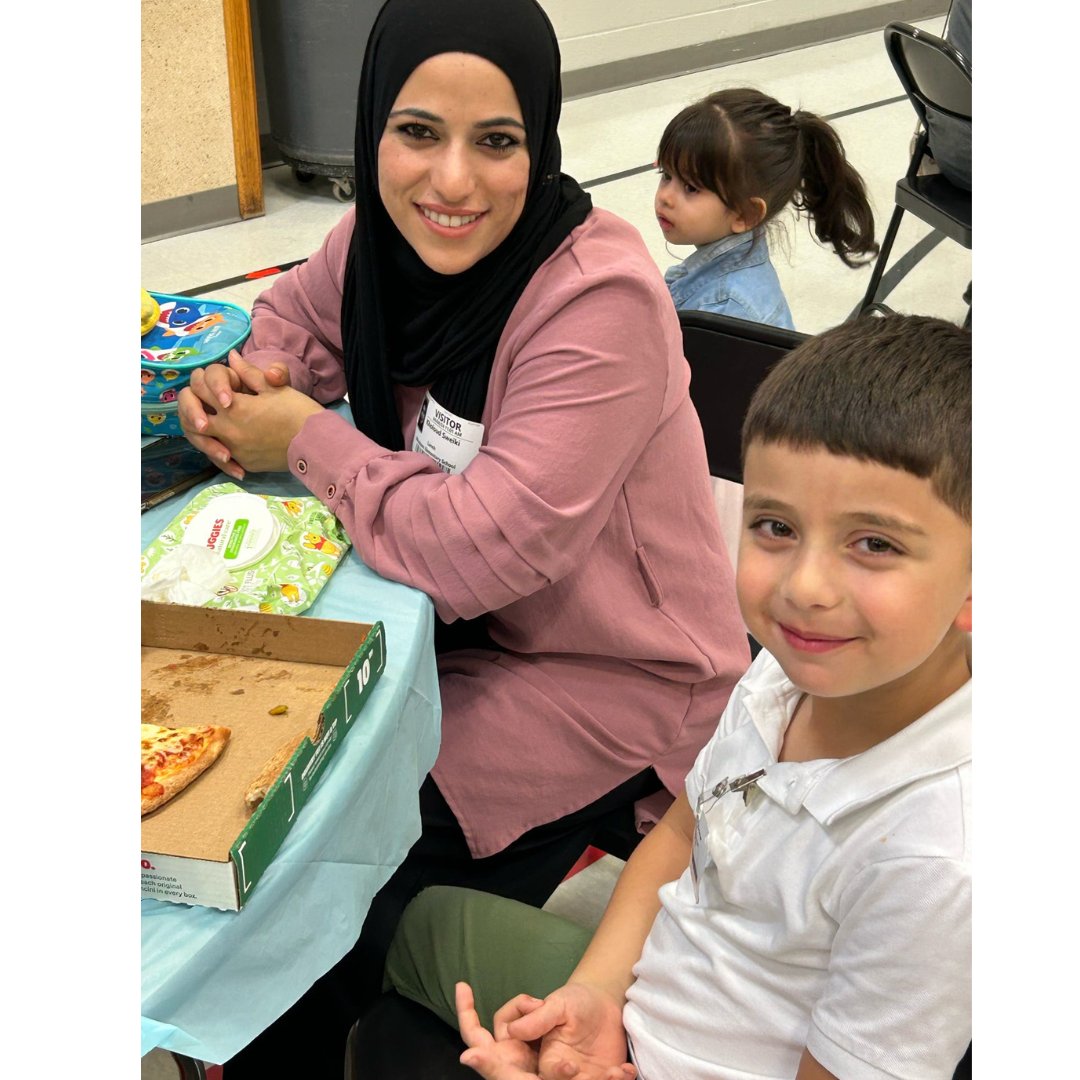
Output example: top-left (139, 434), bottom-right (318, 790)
top-left (141, 722), bottom-right (231, 816)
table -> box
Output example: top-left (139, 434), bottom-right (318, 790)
top-left (140, 465), bottom-right (441, 1064)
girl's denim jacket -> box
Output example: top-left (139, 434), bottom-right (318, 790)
top-left (663, 229), bottom-right (794, 330)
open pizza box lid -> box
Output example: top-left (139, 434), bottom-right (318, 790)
top-left (140, 600), bottom-right (386, 910)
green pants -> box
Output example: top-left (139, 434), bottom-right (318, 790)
top-left (385, 885), bottom-right (594, 1032)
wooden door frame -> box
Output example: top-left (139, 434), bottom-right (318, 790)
top-left (222, 0), bottom-right (264, 218)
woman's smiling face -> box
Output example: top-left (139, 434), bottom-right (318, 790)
top-left (377, 52), bottom-right (531, 275)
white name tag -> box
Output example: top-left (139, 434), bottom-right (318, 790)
top-left (411, 392), bottom-right (485, 475)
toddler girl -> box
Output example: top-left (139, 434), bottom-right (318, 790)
top-left (656, 87), bottom-right (878, 328)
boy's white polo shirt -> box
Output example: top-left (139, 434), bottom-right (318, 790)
top-left (623, 649), bottom-right (971, 1080)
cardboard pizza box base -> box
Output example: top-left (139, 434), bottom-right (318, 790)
top-left (140, 601), bottom-right (386, 910)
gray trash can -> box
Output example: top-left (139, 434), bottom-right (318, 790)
top-left (258, 0), bottom-right (381, 202)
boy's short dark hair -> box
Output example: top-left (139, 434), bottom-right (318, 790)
top-left (742, 314), bottom-right (971, 521)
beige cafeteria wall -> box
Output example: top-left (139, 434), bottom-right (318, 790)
top-left (545, 0), bottom-right (902, 71)
top-left (142, 0), bottom-right (236, 207)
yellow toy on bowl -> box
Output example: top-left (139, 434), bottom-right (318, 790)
top-left (141, 288), bottom-right (160, 336)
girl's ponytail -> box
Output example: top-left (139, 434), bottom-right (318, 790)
top-left (792, 110), bottom-right (879, 268)
top-left (658, 89), bottom-right (879, 270)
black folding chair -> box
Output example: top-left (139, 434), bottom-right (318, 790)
top-left (679, 309), bottom-right (810, 671)
top-left (858, 21), bottom-right (971, 317)
top-left (953, 1041), bottom-right (972, 1080)
top-left (678, 310), bottom-right (809, 484)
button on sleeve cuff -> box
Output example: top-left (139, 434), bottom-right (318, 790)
top-left (287, 408), bottom-right (383, 512)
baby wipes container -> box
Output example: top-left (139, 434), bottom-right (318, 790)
top-left (140, 293), bottom-right (252, 436)
top-left (141, 482), bottom-right (352, 614)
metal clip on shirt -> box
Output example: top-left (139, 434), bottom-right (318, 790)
top-left (691, 768), bottom-right (766, 902)
top-left (699, 768), bottom-right (766, 814)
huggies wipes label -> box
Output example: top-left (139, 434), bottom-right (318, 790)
top-left (185, 492), bottom-right (280, 569)
top-left (141, 482), bottom-right (351, 614)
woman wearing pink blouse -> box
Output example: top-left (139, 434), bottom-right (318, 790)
top-left (178, 0), bottom-right (749, 1074)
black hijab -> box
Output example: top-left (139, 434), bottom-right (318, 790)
top-left (340, 0), bottom-right (592, 450)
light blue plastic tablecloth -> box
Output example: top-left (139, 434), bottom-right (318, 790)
top-left (140, 462), bottom-right (441, 1064)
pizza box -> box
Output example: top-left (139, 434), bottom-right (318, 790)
top-left (140, 600), bottom-right (386, 910)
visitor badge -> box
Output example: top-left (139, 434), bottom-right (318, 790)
top-left (412, 392), bottom-right (484, 475)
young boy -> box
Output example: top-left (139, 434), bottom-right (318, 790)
top-left (355, 313), bottom-right (972, 1080)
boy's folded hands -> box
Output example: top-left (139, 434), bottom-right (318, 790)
top-left (456, 981), bottom-right (636, 1080)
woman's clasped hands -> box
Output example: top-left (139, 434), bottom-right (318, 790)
top-left (455, 981), bottom-right (636, 1080)
top-left (178, 349), bottom-right (324, 480)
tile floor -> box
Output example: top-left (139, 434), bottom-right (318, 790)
top-left (141, 16), bottom-right (971, 1077)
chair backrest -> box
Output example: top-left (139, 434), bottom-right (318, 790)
top-left (678, 309), bottom-right (808, 485)
top-left (886, 21), bottom-right (971, 127)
